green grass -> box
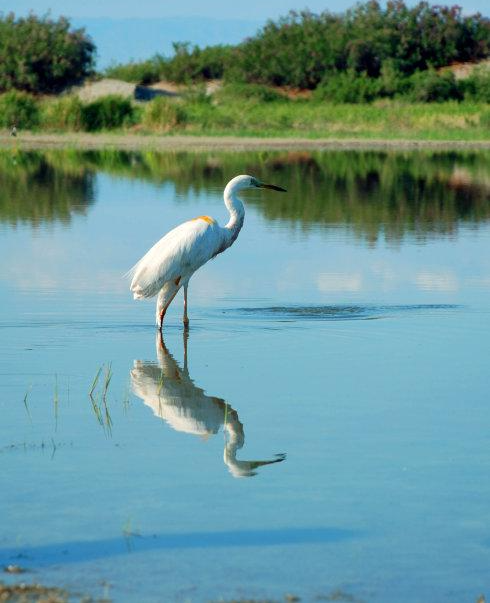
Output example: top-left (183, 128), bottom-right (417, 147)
top-left (178, 98), bottom-right (487, 140)
top-left (3, 89), bottom-right (490, 140)
top-left (88, 363), bottom-right (113, 435)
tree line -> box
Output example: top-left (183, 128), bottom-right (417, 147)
top-left (0, 2), bottom-right (490, 98)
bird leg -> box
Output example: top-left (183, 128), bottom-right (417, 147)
top-left (183, 328), bottom-right (189, 373)
top-left (183, 284), bottom-right (189, 329)
top-left (157, 288), bottom-right (180, 331)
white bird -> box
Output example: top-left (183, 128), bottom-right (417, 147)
top-left (128, 174), bottom-right (286, 329)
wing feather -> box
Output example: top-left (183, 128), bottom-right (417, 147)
top-left (129, 219), bottom-right (223, 299)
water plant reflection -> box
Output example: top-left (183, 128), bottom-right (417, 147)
top-left (131, 333), bottom-right (285, 478)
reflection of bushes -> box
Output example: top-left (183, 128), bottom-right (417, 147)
top-left (1, 149), bottom-right (490, 241)
top-left (0, 151), bottom-right (94, 226)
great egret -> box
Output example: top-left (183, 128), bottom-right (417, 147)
top-left (128, 174), bottom-right (286, 329)
top-left (131, 332), bottom-right (286, 478)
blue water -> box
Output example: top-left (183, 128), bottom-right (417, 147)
top-left (1, 152), bottom-right (490, 602)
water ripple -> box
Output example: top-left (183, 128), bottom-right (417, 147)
top-left (230, 304), bottom-right (461, 322)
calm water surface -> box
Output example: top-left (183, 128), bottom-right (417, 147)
top-left (0, 150), bottom-right (489, 602)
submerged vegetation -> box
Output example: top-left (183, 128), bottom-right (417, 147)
top-left (1, 148), bottom-right (489, 243)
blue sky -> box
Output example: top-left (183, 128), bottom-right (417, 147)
top-left (10, 0), bottom-right (490, 19)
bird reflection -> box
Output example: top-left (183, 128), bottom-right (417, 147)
top-left (131, 332), bottom-right (285, 478)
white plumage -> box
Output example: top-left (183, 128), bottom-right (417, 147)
top-left (128, 174), bottom-right (286, 329)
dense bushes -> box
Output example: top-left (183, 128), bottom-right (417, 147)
top-left (141, 97), bottom-right (187, 131)
top-left (462, 67), bottom-right (490, 102)
top-left (0, 13), bottom-right (95, 93)
top-left (41, 97), bottom-right (84, 130)
top-left (0, 91), bottom-right (39, 128)
top-left (81, 96), bottom-right (136, 131)
top-left (163, 43), bottom-right (233, 82)
top-left (315, 71), bottom-right (382, 103)
top-left (314, 68), bottom-right (465, 103)
top-left (214, 83), bottom-right (284, 103)
top-left (408, 70), bottom-right (462, 102)
top-left (101, 1), bottom-right (490, 101)
top-left (104, 44), bottom-right (233, 85)
top-left (228, 2), bottom-right (490, 89)
top-left (105, 58), bottom-right (165, 85)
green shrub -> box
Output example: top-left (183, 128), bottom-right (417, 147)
top-left (0, 13), bottom-right (94, 93)
top-left (104, 57), bottom-right (165, 85)
top-left (162, 43), bottom-right (233, 83)
top-left (408, 70), bottom-right (463, 102)
top-left (0, 91), bottom-right (39, 128)
top-left (462, 67), bottom-right (490, 102)
top-left (81, 95), bottom-right (134, 131)
top-left (479, 109), bottom-right (490, 128)
top-left (378, 61), bottom-right (412, 98)
top-left (215, 83), bottom-right (285, 103)
top-left (227, 2), bottom-right (490, 88)
top-left (41, 96), bottom-right (84, 130)
top-left (314, 71), bottom-right (381, 103)
top-left (142, 97), bottom-right (187, 131)
top-left (102, 44), bottom-right (233, 85)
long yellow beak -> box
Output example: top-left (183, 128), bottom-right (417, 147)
top-left (259, 182), bottom-right (287, 192)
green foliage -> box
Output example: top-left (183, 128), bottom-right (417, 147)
top-left (81, 95), bottom-right (135, 131)
top-left (41, 97), bottom-right (84, 130)
top-left (408, 70), bottom-right (462, 102)
top-left (142, 97), bottom-right (187, 131)
top-left (104, 57), bottom-right (166, 85)
top-left (166, 43), bottom-right (232, 82)
top-left (214, 83), bottom-right (285, 104)
top-left (227, 2), bottom-right (490, 88)
top-left (479, 109), bottom-right (490, 128)
top-left (314, 71), bottom-right (382, 103)
top-left (0, 13), bottom-right (95, 93)
top-left (462, 67), bottom-right (490, 102)
top-left (103, 44), bottom-right (232, 85)
top-left (0, 91), bottom-right (39, 128)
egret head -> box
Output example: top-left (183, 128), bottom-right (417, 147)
top-left (227, 174), bottom-right (287, 193)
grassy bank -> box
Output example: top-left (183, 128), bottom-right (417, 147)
top-left (2, 88), bottom-right (490, 141)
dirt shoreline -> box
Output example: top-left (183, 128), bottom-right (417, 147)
top-left (2, 132), bottom-right (490, 152)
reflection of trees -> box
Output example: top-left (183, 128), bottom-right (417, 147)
top-left (0, 151), bottom-right (95, 227)
top-left (2, 148), bottom-right (490, 241)
top-left (77, 148), bottom-right (490, 243)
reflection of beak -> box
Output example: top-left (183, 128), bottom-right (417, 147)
top-left (258, 182), bottom-right (287, 192)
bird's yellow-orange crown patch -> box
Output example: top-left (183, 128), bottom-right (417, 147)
top-left (193, 215), bottom-right (215, 224)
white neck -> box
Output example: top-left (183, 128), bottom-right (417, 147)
top-left (223, 182), bottom-right (245, 248)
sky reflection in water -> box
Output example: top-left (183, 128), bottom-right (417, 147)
top-left (0, 150), bottom-right (490, 602)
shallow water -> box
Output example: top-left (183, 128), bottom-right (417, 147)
top-left (1, 149), bottom-right (490, 602)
